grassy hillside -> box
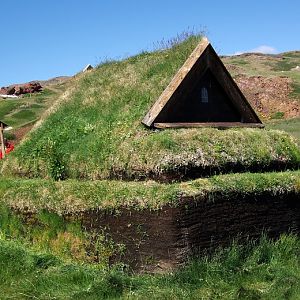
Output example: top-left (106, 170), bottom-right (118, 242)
top-left (0, 89), bottom-right (55, 128)
top-left (0, 80), bottom-right (70, 143)
top-left (1, 36), bottom-right (200, 177)
top-left (1, 36), bottom-right (299, 181)
top-left (3, 127), bottom-right (300, 181)
top-left (1, 44), bottom-right (299, 145)
top-left (222, 51), bottom-right (300, 122)
top-left (223, 51), bottom-right (300, 100)
top-left (266, 117), bottom-right (300, 141)
top-left (1, 235), bottom-right (299, 299)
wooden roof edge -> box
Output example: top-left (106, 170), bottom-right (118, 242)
top-left (154, 122), bottom-right (265, 129)
top-left (0, 121), bottom-right (8, 128)
top-left (207, 45), bottom-right (263, 124)
top-left (142, 37), bottom-right (210, 127)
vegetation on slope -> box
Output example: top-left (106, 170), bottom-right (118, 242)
top-left (0, 80), bottom-right (70, 125)
top-left (266, 117), bottom-right (300, 142)
top-left (1, 171), bottom-right (299, 214)
top-left (4, 127), bottom-right (300, 181)
top-left (0, 89), bottom-right (55, 128)
top-left (0, 81), bottom-right (71, 145)
top-left (1, 234), bottom-right (299, 299)
top-left (1, 36), bottom-right (299, 181)
top-left (0, 205), bottom-right (121, 265)
top-left (222, 51), bottom-right (300, 122)
top-left (223, 51), bottom-right (300, 100)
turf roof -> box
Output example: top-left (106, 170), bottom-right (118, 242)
top-left (0, 171), bottom-right (299, 214)
top-left (0, 35), bottom-right (299, 181)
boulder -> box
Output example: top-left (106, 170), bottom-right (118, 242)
top-left (0, 87), bottom-right (8, 95)
top-left (6, 86), bottom-right (15, 95)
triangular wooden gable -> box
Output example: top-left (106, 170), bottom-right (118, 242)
top-left (0, 121), bottom-right (8, 129)
top-left (142, 37), bottom-right (263, 128)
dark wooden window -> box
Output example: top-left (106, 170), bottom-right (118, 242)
top-left (201, 87), bottom-right (208, 103)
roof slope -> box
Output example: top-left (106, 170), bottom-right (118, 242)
top-left (1, 36), bottom-right (299, 181)
top-left (0, 121), bottom-right (8, 128)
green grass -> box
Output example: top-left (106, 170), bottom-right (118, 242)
top-left (0, 100), bottom-right (20, 119)
top-left (0, 170), bottom-right (298, 272)
top-left (272, 59), bottom-right (296, 72)
top-left (228, 58), bottom-right (248, 65)
top-left (0, 38), bottom-right (299, 298)
top-left (0, 87), bottom-right (66, 132)
top-left (281, 51), bottom-right (300, 58)
top-left (3, 127), bottom-right (300, 181)
top-left (270, 111), bottom-right (285, 120)
top-left (0, 206), bottom-right (120, 266)
top-left (1, 37), bottom-right (299, 180)
top-left (266, 118), bottom-right (300, 142)
top-left (0, 234), bottom-right (299, 299)
top-left (0, 36), bottom-right (200, 178)
top-left (0, 171), bottom-right (299, 214)
top-left (290, 72), bottom-right (300, 99)
top-left (9, 109), bottom-right (36, 120)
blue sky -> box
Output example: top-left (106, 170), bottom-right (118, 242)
top-left (0, 0), bottom-right (299, 86)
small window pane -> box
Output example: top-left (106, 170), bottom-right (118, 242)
top-left (201, 87), bottom-right (208, 103)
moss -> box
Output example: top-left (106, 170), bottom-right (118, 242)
top-left (271, 112), bottom-right (285, 119)
top-left (0, 205), bottom-right (121, 265)
top-left (0, 170), bottom-right (299, 214)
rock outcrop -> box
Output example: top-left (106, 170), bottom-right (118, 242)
top-left (0, 82), bottom-right (42, 96)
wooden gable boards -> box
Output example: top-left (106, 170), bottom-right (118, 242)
top-left (142, 37), bottom-right (263, 128)
top-left (0, 121), bottom-right (8, 129)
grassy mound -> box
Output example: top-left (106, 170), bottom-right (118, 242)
top-left (1, 235), bottom-right (299, 299)
top-left (1, 36), bottom-right (299, 180)
top-left (1, 170), bottom-right (299, 214)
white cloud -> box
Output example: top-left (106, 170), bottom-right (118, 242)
top-left (234, 51), bottom-right (244, 55)
top-left (250, 45), bottom-right (277, 54)
top-left (234, 45), bottom-right (277, 55)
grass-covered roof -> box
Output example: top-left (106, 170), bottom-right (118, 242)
top-left (1, 171), bottom-right (299, 214)
top-left (1, 36), bottom-right (299, 181)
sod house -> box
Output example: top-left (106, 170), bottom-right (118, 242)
top-left (0, 36), bottom-right (299, 272)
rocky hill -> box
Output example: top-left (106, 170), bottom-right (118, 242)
top-left (223, 51), bottom-right (300, 119)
